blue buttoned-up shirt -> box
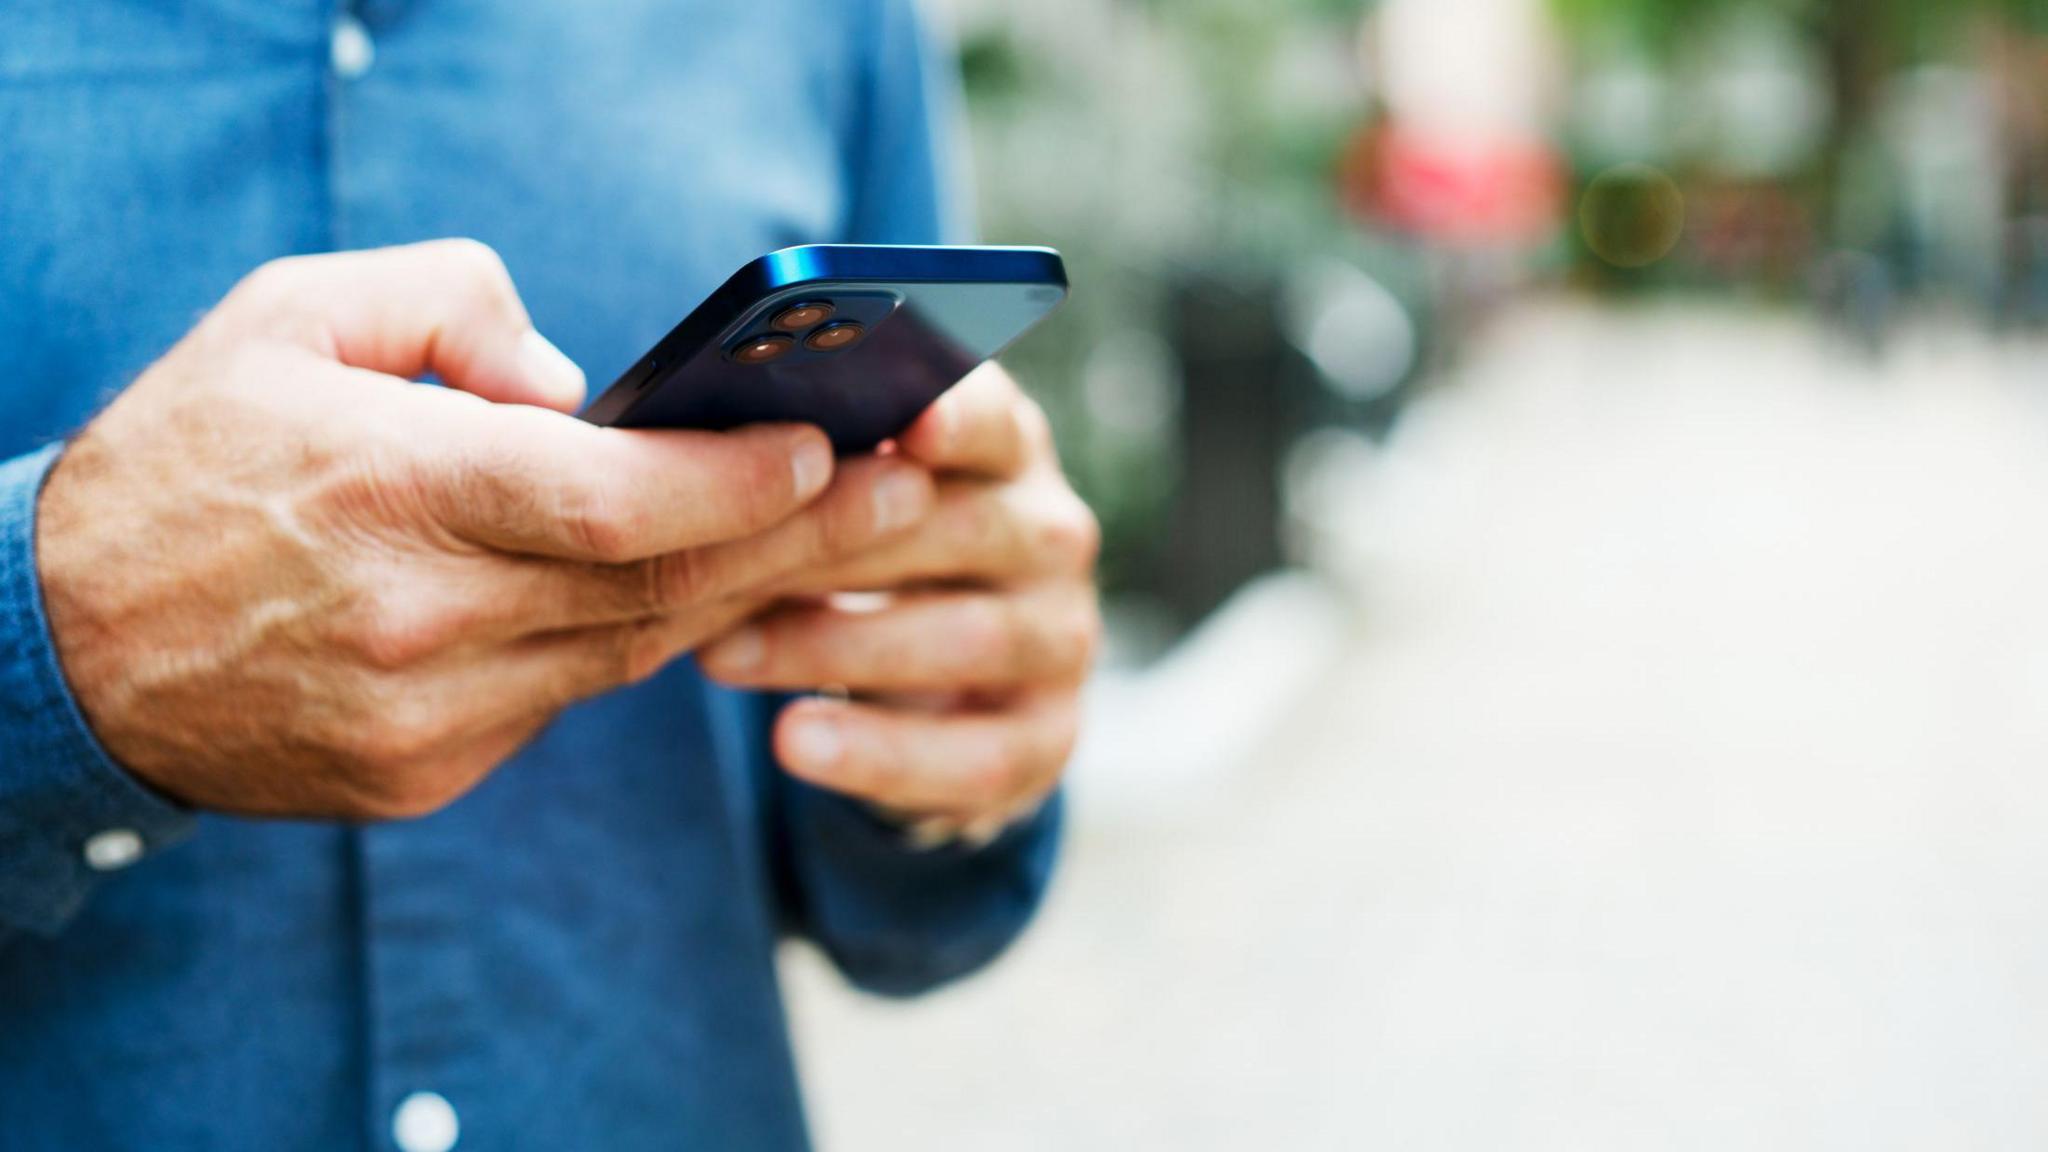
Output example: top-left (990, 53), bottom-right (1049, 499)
top-left (0, 3), bottom-right (1062, 1149)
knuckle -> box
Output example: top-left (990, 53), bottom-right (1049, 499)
top-left (346, 592), bottom-right (453, 671)
top-left (785, 494), bottom-right (861, 573)
top-left (969, 489), bottom-right (1020, 566)
top-left (425, 239), bottom-right (524, 329)
top-left (633, 554), bottom-right (682, 614)
top-left (958, 596), bottom-right (1016, 671)
top-left (433, 237), bottom-right (513, 287)
top-left (376, 703), bottom-right (449, 768)
top-left (339, 701), bottom-right (446, 781)
top-left (815, 491), bottom-right (870, 558)
top-left (613, 624), bottom-right (668, 687)
top-left (660, 547), bottom-right (725, 607)
top-left (234, 255), bottom-right (308, 302)
top-left (1039, 494), bottom-right (1102, 571)
top-left (521, 634), bottom-right (629, 716)
top-left (1057, 599), bottom-right (1104, 680)
top-left (222, 258), bottom-right (324, 336)
top-left (558, 483), bottom-right (648, 563)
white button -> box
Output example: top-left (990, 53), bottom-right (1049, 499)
top-left (330, 14), bottom-right (376, 81)
top-left (82, 828), bottom-right (145, 872)
top-left (392, 1091), bottom-right (459, 1152)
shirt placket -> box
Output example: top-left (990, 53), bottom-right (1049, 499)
top-left (322, 3), bottom-right (475, 1149)
top-left (359, 821), bottom-right (481, 1152)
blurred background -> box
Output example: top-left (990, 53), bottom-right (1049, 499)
top-left (785, 0), bottom-right (2048, 1146)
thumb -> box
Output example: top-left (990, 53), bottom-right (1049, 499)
top-left (241, 238), bottom-right (588, 412)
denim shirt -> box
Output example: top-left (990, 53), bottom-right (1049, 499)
top-left (0, 3), bottom-right (1062, 1149)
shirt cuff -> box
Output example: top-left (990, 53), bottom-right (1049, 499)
top-left (0, 443), bottom-right (196, 937)
top-left (780, 780), bottom-right (1063, 995)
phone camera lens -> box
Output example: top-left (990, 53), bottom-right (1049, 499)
top-left (803, 322), bottom-right (866, 353)
top-left (731, 334), bottom-right (796, 365)
top-left (772, 302), bottom-right (836, 332)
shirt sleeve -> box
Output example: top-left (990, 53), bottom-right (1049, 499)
top-left (774, 768), bottom-right (1062, 998)
top-left (0, 443), bottom-right (195, 939)
top-left (839, 0), bottom-right (976, 246)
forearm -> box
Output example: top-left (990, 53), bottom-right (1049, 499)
top-left (0, 444), bottom-right (193, 939)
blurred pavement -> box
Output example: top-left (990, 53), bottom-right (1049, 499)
top-left (783, 300), bottom-right (2048, 1151)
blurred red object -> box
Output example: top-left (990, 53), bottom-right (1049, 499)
top-left (1343, 121), bottom-right (1566, 250)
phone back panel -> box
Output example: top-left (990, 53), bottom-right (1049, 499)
top-left (583, 246), bottom-right (1068, 453)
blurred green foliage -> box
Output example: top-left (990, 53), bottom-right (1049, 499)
top-left (1552, 0), bottom-right (2048, 57)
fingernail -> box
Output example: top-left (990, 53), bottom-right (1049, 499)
top-left (791, 436), bottom-right (833, 500)
top-left (872, 468), bottom-right (928, 533)
top-left (961, 816), bottom-right (1009, 850)
top-left (519, 328), bottom-right (587, 407)
top-left (706, 626), bottom-right (764, 675)
top-left (905, 818), bottom-right (964, 852)
top-left (787, 713), bottom-right (844, 771)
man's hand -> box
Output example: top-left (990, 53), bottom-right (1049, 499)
top-left (699, 366), bottom-right (1101, 840)
top-left (38, 241), bottom-right (934, 821)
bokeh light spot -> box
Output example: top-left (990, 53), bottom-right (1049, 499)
top-left (1579, 163), bottom-right (1686, 269)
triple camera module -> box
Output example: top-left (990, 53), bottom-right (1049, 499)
top-left (728, 302), bottom-right (867, 366)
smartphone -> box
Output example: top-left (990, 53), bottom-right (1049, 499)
top-left (582, 245), bottom-right (1069, 453)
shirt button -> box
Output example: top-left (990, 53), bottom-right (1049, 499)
top-left (82, 828), bottom-right (145, 872)
top-left (392, 1092), bottom-right (459, 1152)
top-left (330, 14), bottom-right (376, 81)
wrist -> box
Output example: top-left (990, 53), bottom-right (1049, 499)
top-left (37, 434), bottom-right (139, 766)
top-left (0, 444), bottom-right (196, 933)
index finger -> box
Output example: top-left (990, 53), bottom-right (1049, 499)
top-left (413, 399), bottom-right (836, 562)
top-left (235, 239), bottom-right (588, 412)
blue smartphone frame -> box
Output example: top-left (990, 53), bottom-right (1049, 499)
top-left (582, 244), bottom-right (1069, 453)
